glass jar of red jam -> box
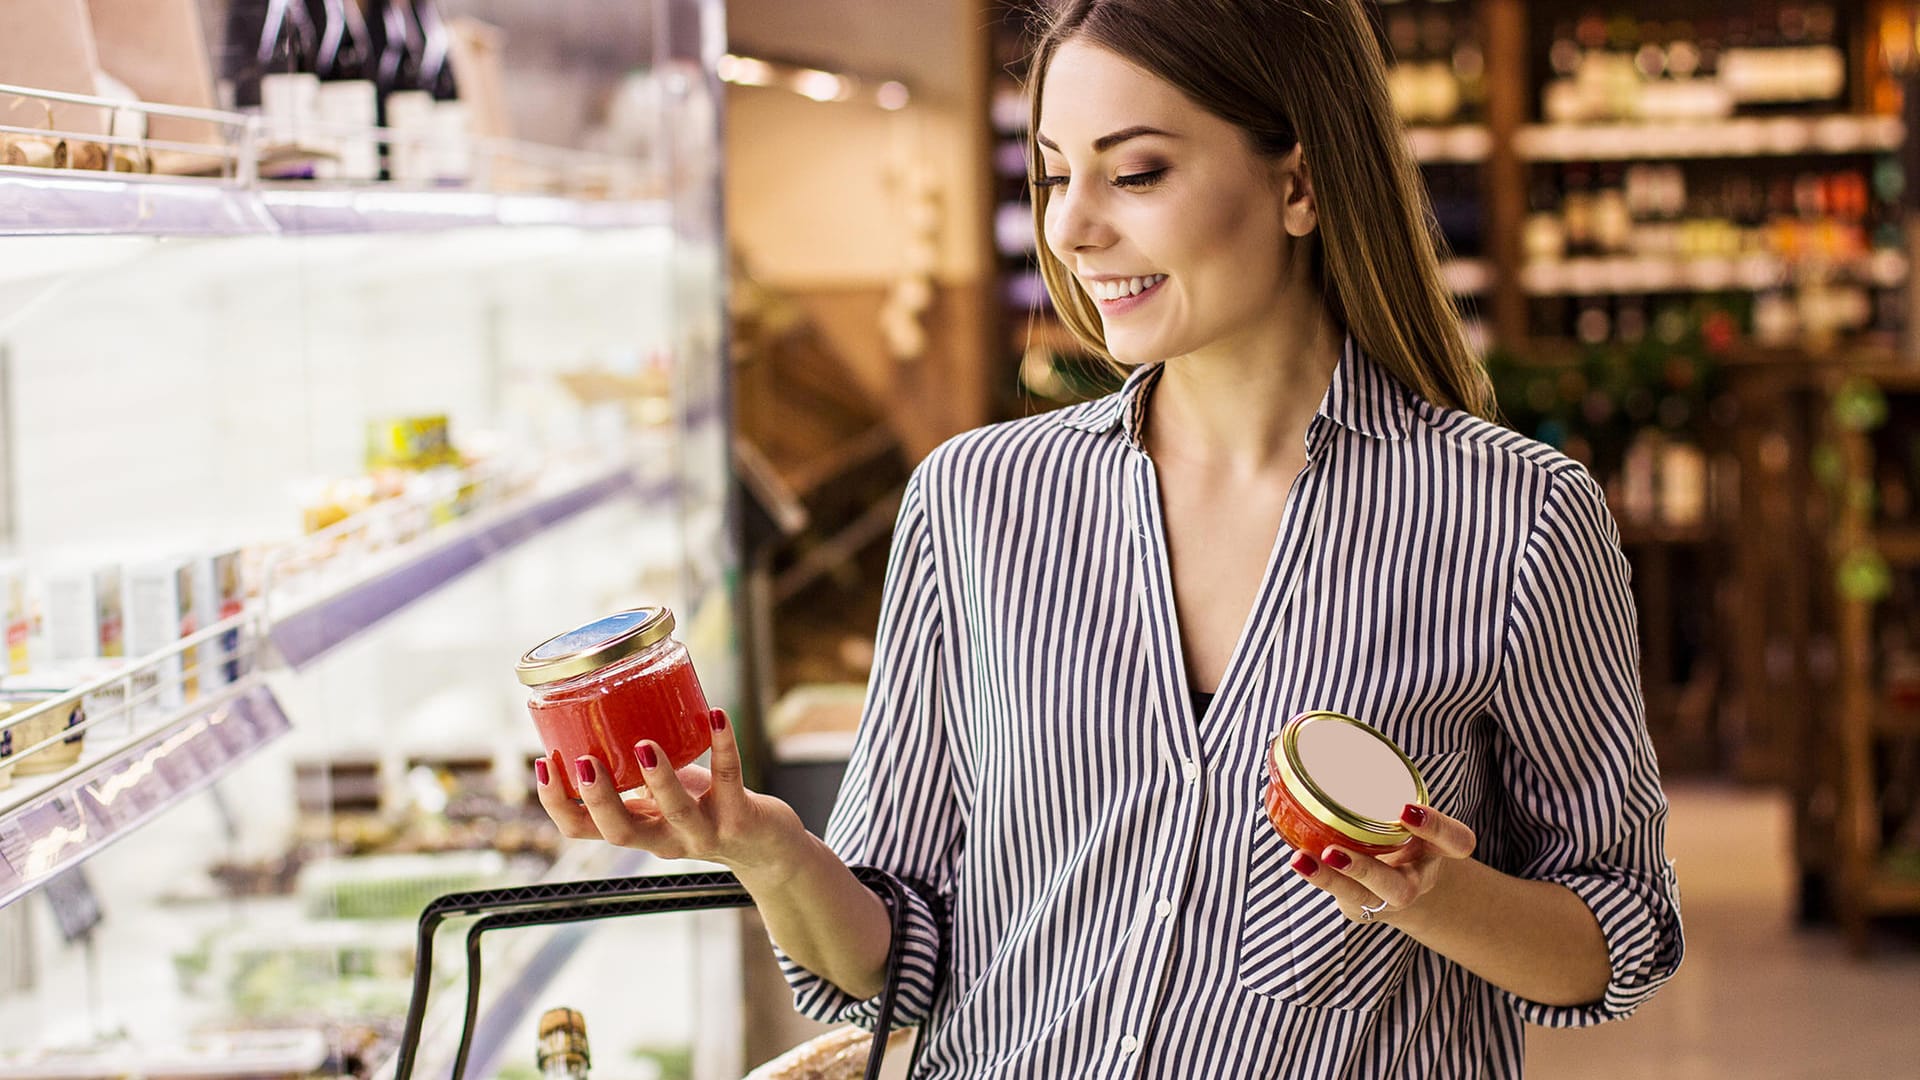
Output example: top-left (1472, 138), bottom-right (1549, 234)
top-left (1264, 711), bottom-right (1428, 858)
top-left (517, 607), bottom-right (712, 797)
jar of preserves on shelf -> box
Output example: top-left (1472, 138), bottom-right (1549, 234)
top-left (1264, 711), bottom-right (1427, 858)
top-left (517, 607), bottom-right (712, 798)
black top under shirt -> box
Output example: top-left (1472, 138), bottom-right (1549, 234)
top-left (1191, 689), bottom-right (1214, 719)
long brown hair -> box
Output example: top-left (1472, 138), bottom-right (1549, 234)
top-left (1025, 0), bottom-right (1497, 420)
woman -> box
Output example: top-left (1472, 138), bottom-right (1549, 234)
top-left (536, 0), bottom-right (1684, 1074)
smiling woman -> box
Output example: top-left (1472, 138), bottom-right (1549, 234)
top-left (537, 4), bottom-right (1682, 1078)
top-left (1025, 0), bottom-right (1497, 420)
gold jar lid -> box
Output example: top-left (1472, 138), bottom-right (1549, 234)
top-left (536, 1006), bottom-right (589, 1070)
top-left (516, 607), bottom-right (675, 687)
top-left (1271, 711), bottom-right (1428, 848)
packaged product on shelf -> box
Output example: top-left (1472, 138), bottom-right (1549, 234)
top-left (365, 414), bottom-right (458, 471)
top-left (44, 565), bottom-right (125, 663)
top-left (0, 694), bottom-right (87, 777)
top-left (193, 549), bottom-right (248, 686)
top-left (300, 475), bottom-right (375, 536)
top-left (0, 559), bottom-right (29, 675)
top-left (124, 557), bottom-right (199, 712)
top-left (0, 719), bottom-right (13, 790)
top-left (295, 850), bottom-right (508, 920)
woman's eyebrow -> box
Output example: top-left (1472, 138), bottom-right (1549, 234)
top-left (1035, 125), bottom-right (1179, 153)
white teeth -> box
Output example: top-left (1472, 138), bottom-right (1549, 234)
top-left (1090, 274), bottom-right (1165, 301)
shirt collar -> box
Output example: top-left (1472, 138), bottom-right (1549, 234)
top-left (1054, 333), bottom-right (1416, 448)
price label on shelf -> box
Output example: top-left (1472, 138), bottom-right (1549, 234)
top-left (244, 689), bottom-right (292, 740)
top-left (206, 706), bottom-right (253, 756)
top-left (182, 724), bottom-right (226, 775)
top-left (79, 769), bottom-right (141, 831)
top-left (124, 751), bottom-right (176, 819)
top-left (150, 739), bottom-right (198, 794)
top-left (0, 798), bottom-right (88, 881)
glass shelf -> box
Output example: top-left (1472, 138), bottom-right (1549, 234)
top-left (1518, 114), bottom-right (1904, 161)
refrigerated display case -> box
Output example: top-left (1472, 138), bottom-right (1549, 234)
top-left (0, 1), bottom-right (738, 1076)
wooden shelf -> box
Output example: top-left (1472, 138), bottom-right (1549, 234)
top-left (1875, 702), bottom-right (1920, 737)
top-left (1834, 364), bottom-right (1920, 393)
top-left (1871, 527), bottom-right (1920, 566)
top-left (1521, 252), bottom-right (1908, 296)
top-left (1517, 114), bottom-right (1903, 161)
top-left (1617, 521), bottom-right (1718, 546)
top-left (1404, 125), bottom-right (1493, 163)
top-left (1863, 872), bottom-right (1920, 913)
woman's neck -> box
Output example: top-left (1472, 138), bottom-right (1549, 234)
top-left (1143, 306), bottom-right (1344, 477)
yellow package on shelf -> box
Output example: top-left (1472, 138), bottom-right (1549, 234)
top-left (364, 415), bottom-right (460, 472)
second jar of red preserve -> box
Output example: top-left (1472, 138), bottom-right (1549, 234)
top-left (518, 606), bottom-right (712, 797)
top-left (1265, 710), bottom-right (1428, 858)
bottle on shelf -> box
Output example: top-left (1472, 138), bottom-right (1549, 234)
top-left (225, 0), bottom-right (323, 148)
top-left (308, 0), bottom-right (380, 180)
top-left (1562, 162), bottom-right (1597, 256)
top-left (368, 0), bottom-right (425, 106)
top-left (367, 0), bottom-right (434, 182)
top-left (413, 0), bottom-right (471, 184)
top-left (1592, 162), bottom-right (1634, 255)
top-left (1380, 1), bottom-right (1475, 127)
top-left (1524, 177), bottom-right (1568, 263)
top-left (537, 1007), bottom-right (591, 1080)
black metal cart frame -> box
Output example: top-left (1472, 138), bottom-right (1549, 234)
top-left (390, 867), bottom-right (919, 1080)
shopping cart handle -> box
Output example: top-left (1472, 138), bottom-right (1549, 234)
top-left (390, 867), bottom-right (919, 1080)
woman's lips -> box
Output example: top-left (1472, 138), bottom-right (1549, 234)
top-left (1091, 274), bottom-right (1167, 314)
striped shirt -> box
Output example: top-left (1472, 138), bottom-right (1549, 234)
top-left (780, 336), bottom-right (1684, 1077)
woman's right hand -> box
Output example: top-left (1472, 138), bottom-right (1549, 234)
top-left (534, 709), bottom-right (809, 878)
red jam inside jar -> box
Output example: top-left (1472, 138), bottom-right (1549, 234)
top-left (1264, 711), bottom-right (1426, 858)
top-left (519, 607), bottom-right (713, 797)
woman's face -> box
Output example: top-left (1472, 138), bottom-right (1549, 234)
top-left (1037, 40), bottom-right (1314, 366)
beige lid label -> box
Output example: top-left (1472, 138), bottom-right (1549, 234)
top-left (1295, 718), bottom-right (1418, 822)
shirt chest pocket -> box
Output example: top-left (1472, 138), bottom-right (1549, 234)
top-left (1235, 746), bottom-right (1476, 1010)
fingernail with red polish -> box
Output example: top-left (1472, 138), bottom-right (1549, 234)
top-left (1402, 805), bottom-right (1427, 827)
top-left (575, 757), bottom-right (596, 786)
top-left (1322, 848), bottom-right (1353, 871)
top-left (637, 743), bottom-right (658, 770)
top-left (534, 758), bottom-right (550, 786)
top-left (711, 711), bottom-right (727, 732)
top-left (1291, 852), bottom-right (1319, 877)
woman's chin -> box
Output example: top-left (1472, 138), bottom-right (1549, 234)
top-left (1102, 334), bottom-right (1172, 367)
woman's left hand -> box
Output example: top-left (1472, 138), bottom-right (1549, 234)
top-left (1290, 804), bottom-right (1477, 923)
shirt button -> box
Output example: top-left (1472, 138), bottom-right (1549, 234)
top-left (1119, 1035), bottom-right (1139, 1054)
top-left (1155, 899), bottom-right (1174, 919)
top-left (1182, 760), bottom-right (1200, 783)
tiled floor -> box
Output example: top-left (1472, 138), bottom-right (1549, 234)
top-left (742, 783), bottom-right (1920, 1077)
top-left (1525, 782), bottom-right (1920, 1078)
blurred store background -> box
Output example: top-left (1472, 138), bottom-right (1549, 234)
top-left (0, 1), bottom-right (1916, 1077)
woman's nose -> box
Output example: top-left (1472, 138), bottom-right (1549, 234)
top-left (1045, 185), bottom-right (1108, 257)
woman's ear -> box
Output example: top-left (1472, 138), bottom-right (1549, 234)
top-left (1273, 144), bottom-right (1318, 238)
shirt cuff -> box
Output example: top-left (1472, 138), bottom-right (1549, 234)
top-left (1509, 861), bottom-right (1685, 1028)
top-left (776, 872), bottom-right (945, 1032)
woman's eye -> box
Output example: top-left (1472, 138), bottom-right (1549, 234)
top-left (1034, 174), bottom-right (1068, 189)
top-left (1113, 169), bottom-right (1166, 188)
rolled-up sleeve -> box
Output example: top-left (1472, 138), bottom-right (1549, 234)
top-left (1488, 464), bottom-right (1684, 1027)
top-left (775, 466), bottom-right (961, 1030)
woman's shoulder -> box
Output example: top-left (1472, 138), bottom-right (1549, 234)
top-left (912, 394), bottom-right (1128, 492)
top-left (1406, 395), bottom-right (1593, 485)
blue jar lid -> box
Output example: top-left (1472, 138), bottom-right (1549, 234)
top-left (516, 606), bottom-right (675, 687)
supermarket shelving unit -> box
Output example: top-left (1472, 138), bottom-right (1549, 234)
top-left (0, 0), bottom-right (740, 1071)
